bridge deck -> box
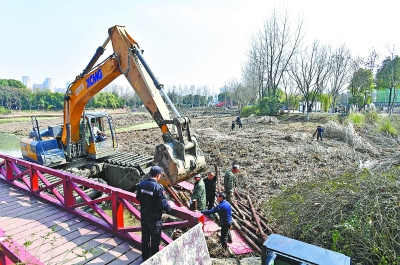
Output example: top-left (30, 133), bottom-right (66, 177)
top-left (0, 180), bottom-right (143, 264)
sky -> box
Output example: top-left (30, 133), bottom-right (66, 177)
top-left (1, 0), bottom-right (400, 94)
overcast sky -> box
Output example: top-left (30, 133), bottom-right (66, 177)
top-left (1, 0), bottom-right (400, 94)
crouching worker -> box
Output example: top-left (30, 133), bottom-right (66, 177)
top-left (137, 166), bottom-right (171, 261)
top-left (201, 192), bottom-right (233, 249)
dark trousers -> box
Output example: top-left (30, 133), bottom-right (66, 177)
top-left (220, 223), bottom-right (232, 248)
top-left (141, 219), bottom-right (162, 261)
top-left (317, 132), bottom-right (322, 141)
top-left (206, 193), bottom-right (215, 210)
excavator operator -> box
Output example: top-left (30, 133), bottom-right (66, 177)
top-left (91, 121), bottom-right (106, 142)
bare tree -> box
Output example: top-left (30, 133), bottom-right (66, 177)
top-left (329, 44), bottom-right (353, 109)
top-left (281, 72), bottom-right (300, 113)
top-left (243, 9), bottom-right (305, 99)
top-left (289, 41), bottom-right (332, 121)
top-left (189, 85), bottom-right (195, 108)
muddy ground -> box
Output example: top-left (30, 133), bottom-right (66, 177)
top-left (1, 107), bottom-right (399, 263)
top-left (2, 107), bottom-right (398, 215)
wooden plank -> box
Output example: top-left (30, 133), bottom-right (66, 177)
top-left (0, 202), bottom-right (50, 223)
top-left (7, 211), bottom-right (71, 239)
top-left (0, 206), bottom-right (61, 230)
top-left (25, 218), bottom-right (90, 253)
top-left (105, 241), bottom-right (143, 265)
top-left (8, 210), bottom-right (72, 235)
top-left (38, 225), bottom-right (103, 264)
top-left (40, 227), bottom-right (105, 264)
top-left (69, 234), bottom-right (126, 264)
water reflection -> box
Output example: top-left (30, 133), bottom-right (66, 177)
top-left (0, 133), bottom-right (22, 158)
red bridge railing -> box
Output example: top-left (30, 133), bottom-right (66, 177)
top-left (0, 153), bottom-right (200, 254)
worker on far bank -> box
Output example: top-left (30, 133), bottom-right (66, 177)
top-left (314, 125), bottom-right (324, 141)
top-left (236, 116), bottom-right (242, 128)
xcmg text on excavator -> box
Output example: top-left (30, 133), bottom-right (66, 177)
top-left (20, 25), bottom-right (206, 189)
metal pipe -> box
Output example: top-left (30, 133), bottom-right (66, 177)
top-left (81, 36), bottom-right (110, 77)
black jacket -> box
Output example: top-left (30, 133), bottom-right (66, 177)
top-left (203, 177), bottom-right (217, 195)
top-left (136, 178), bottom-right (171, 221)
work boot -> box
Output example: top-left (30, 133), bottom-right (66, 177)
top-left (228, 230), bottom-right (233, 243)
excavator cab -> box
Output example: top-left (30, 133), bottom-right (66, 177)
top-left (83, 112), bottom-right (117, 159)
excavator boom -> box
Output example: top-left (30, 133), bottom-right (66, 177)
top-left (59, 25), bottom-right (206, 186)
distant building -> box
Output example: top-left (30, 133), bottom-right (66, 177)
top-left (374, 88), bottom-right (400, 107)
top-left (22, 76), bottom-right (31, 89)
top-left (33, 78), bottom-right (54, 92)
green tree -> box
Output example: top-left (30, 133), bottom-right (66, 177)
top-left (348, 68), bottom-right (374, 109)
top-left (376, 55), bottom-right (400, 112)
top-left (0, 79), bottom-right (26, 89)
top-left (318, 93), bottom-right (333, 112)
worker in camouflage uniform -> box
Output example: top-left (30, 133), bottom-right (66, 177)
top-left (190, 174), bottom-right (207, 211)
top-left (224, 164), bottom-right (240, 203)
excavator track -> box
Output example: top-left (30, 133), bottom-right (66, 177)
top-left (104, 152), bottom-right (153, 173)
top-left (101, 151), bottom-right (153, 191)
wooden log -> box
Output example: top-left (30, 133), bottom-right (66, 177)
top-left (214, 164), bottom-right (221, 192)
top-left (178, 191), bottom-right (190, 208)
top-left (193, 199), bottom-right (198, 211)
top-left (234, 190), bottom-right (245, 202)
top-left (166, 186), bottom-right (183, 207)
top-left (240, 225), bottom-right (263, 245)
top-left (239, 219), bottom-right (258, 234)
top-left (231, 201), bottom-right (246, 220)
top-left (247, 195), bottom-right (265, 237)
top-left (232, 219), bottom-right (262, 254)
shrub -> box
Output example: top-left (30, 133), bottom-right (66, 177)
top-left (346, 112), bottom-right (365, 127)
top-left (0, 106), bottom-right (11, 115)
top-left (377, 117), bottom-right (397, 136)
top-left (241, 105), bottom-right (256, 117)
top-left (265, 168), bottom-right (400, 264)
top-left (364, 110), bottom-right (380, 124)
top-left (257, 96), bottom-right (283, 116)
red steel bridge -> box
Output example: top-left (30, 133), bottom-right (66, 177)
top-left (0, 153), bottom-right (202, 264)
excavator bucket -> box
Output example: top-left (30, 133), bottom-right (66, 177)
top-left (154, 135), bottom-right (207, 187)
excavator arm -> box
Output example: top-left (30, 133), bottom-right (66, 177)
top-left (61, 25), bottom-right (206, 186)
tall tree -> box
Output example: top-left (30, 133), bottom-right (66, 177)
top-left (376, 49), bottom-right (400, 115)
top-left (329, 44), bottom-right (353, 109)
top-left (242, 9), bottom-right (304, 98)
top-left (349, 68), bottom-right (374, 110)
top-left (289, 41), bottom-right (332, 121)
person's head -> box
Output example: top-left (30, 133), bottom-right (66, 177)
top-left (207, 171), bottom-right (215, 180)
top-left (232, 164), bottom-right (240, 173)
top-left (149, 166), bottom-right (163, 180)
top-left (193, 174), bottom-right (201, 182)
top-left (216, 192), bottom-right (226, 202)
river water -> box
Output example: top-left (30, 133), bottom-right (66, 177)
top-left (0, 133), bottom-right (22, 158)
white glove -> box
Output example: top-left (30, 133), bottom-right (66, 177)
top-left (189, 199), bottom-right (193, 204)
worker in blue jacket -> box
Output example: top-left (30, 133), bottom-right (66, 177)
top-left (201, 192), bottom-right (233, 249)
top-left (314, 125), bottom-right (324, 141)
top-left (137, 166), bottom-right (171, 261)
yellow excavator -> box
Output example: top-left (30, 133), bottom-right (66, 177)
top-left (20, 25), bottom-right (206, 188)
